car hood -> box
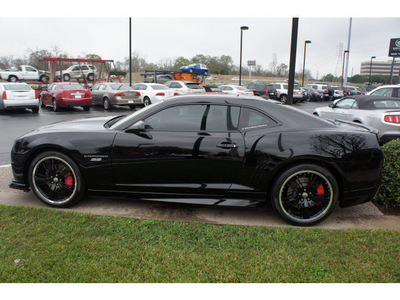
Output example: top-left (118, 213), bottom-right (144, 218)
top-left (24, 116), bottom-right (119, 136)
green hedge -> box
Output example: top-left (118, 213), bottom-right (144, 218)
top-left (374, 139), bottom-right (400, 208)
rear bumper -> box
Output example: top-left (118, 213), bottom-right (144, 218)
top-left (0, 99), bottom-right (39, 109)
top-left (341, 184), bottom-right (380, 208)
top-left (59, 98), bottom-right (92, 107)
top-left (379, 133), bottom-right (400, 145)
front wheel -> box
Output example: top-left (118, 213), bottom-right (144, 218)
top-left (63, 74), bottom-right (70, 81)
top-left (28, 151), bottom-right (86, 208)
top-left (271, 164), bottom-right (339, 226)
top-left (52, 99), bottom-right (59, 112)
top-left (83, 106), bottom-right (91, 111)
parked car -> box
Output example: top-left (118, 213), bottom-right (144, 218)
top-left (305, 84), bottom-right (330, 100)
top-left (143, 74), bottom-right (174, 84)
top-left (55, 65), bottom-right (99, 81)
top-left (164, 81), bottom-right (205, 95)
top-left (273, 83), bottom-right (303, 103)
top-left (343, 86), bottom-right (361, 96)
top-left (91, 83), bottom-right (141, 110)
top-left (329, 86), bottom-right (345, 99)
top-left (131, 83), bottom-right (178, 106)
top-left (180, 63), bottom-right (209, 75)
top-left (0, 82), bottom-right (39, 113)
top-left (244, 82), bottom-right (276, 99)
top-left (367, 85), bottom-right (400, 98)
top-left (0, 65), bottom-right (49, 83)
top-left (313, 95), bottom-right (400, 144)
top-left (301, 87), bottom-right (323, 102)
top-left (9, 94), bottom-right (382, 226)
top-left (218, 85), bottom-right (253, 96)
top-left (40, 82), bottom-right (92, 112)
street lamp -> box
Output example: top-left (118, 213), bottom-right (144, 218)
top-left (341, 50), bottom-right (349, 87)
top-left (239, 26), bottom-right (249, 86)
top-left (302, 40), bottom-right (311, 86)
top-left (369, 56), bottom-right (376, 86)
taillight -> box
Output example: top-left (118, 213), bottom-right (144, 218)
top-left (87, 91), bottom-right (92, 97)
top-left (384, 115), bottom-right (400, 124)
top-left (324, 89), bottom-right (328, 93)
top-left (35, 90), bottom-right (39, 99)
top-left (135, 92), bottom-right (141, 97)
top-left (61, 91), bottom-right (66, 98)
top-left (114, 93), bottom-right (125, 97)
top-left (2, 91), bottom-right (7, 100)
top-left (174, 93), bottom-right (179, 96)
top-left (156, 93), bottom-right (165, 96)
top-left (265, 90), bottom-right (269, 94)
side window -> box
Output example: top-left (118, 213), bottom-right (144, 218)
top-left (99, 85), bottom-right (107, 91)
top-left (92, 84), bottom-right (100, 90)
top-left (144, 105), bottom-right (207, 131)
top-left (71, 66), bottom-right (80, 71)
top-left (225, 86), bottom-right (233, 91)
top-left (240, 108), bottom-right (277, 130)
top-left (205, 105), bottom-right (240, 131)
top-left (25, 67), bottom-right (36, 72)
top-left (335, 98), bottom-right (356, 109)
top-left (171, 83), bottom-right (182, 88)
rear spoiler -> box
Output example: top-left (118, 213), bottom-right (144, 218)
top-left (332, 119), bottom-right (379, 135)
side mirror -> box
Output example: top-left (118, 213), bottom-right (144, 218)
top-left (130, 120), bottom-right (146, 131)
top-left (329, 103), bottom-right (334, 108)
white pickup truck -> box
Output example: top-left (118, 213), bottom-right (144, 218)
top-left (0, 65), bottom-right (49, 83)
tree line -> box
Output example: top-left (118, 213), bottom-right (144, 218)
top-left (0, 46), bottom-right (315, 81)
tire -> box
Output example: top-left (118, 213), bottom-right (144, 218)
top-left (143, 97), bottom-right (151, 106)
top-left (129, 105), bottom-right (136, 109)
top-left (189, 68), bottom-right (193, 73)
top-left (83, 106), bottom-right (91, 111)
top-left (28, 151), bottom-right (86, 208)
top-left (52, 99), bottom-right (59, 112)
top-left (32, 107), bottom-right (39, 114)
top-left (280, 94), bottom-right (288, 104)
top-left (63, 74), bottom-right (70, 81)
top-left (8, 76), bottom-right (17, 82)
top-left (271, 164), bottom-right (339, 226)
top-left (39, 97), bottom-right (45, 108)
top-left (103, 98), bottom-right (112, 110)
top-left (204, 71), bottom-right (209, 75)
top-left (87, 74), bottom-right (94, 81)
top-left (40, 75), bottom-right (49, 83)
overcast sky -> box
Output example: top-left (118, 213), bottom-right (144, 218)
top-left (1, 1), bottom-right (399, 79)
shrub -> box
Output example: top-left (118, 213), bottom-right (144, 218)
top-left (374, 139), bottom-right (400, 208)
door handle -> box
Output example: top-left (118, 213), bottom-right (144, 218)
top-left (216, 143), bottom-right (238, 149)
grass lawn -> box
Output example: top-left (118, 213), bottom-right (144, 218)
top-left (0, 205), bottom-right (399, 283)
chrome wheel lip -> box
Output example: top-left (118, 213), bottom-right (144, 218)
top-left (278, 170), bottom-right (334, 224)
top-left (32, 156), bottom-right (78, 205)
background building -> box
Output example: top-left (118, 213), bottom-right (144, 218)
top-left (360, 60), bottom-right (400, 76)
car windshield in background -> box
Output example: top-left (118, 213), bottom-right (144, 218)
top-left (4, 84), bottom-right (31, 91)
top-left (151, 85), bottom-right (168, 90)
top-left (372, 100), bottom-right (400, 109)
top-left (186, 83), bottom-right (204, 89)
top-left (61, 84), bottom-right (85, 90)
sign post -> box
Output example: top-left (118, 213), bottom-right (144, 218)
top-left (247, 60), bottom-right (256, 81)
top-left (388, 38), bottom-right (400, 84)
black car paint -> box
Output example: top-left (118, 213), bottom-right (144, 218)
top-left (10, 95), bottom-right (382, 209)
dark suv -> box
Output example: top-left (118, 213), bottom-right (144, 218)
top-left (245, 83), bottom-right (276, 99)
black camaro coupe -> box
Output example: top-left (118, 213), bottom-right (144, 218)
top-left (10, 95), bottom-right (383, 226)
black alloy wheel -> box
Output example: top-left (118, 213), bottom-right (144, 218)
top-left (28, 151), bottom-right (86, 207)
top-left (271, 164), bottom-right (339, 226)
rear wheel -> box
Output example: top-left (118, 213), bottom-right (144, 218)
top-left (103, 98), bottom-right (112, 110)
top-left (143, 97), bottom-right (151, 106)
top-left (63, 74), bottom-right (70, 81)
top-left (8, 76), bottom-right (17, 82)
top-left (83, 106), bottom-right (91, 111)
top-left (271, 164), bottom-right (339, 226)
top-left (40, 75), bottom-right (49, 83)
top-left (280, 94), bottom-right (288, 104)
top-left (28, 151), bottom-right (86, 208)
top-left (129, 105), bottom-right (136, 109)
top-left (87, 74), bottom-right (94, 81)
top-left (32, 107), bottom-right (39, 114)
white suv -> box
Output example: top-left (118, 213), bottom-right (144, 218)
top-left (273, 83), bottom-right (303, 104)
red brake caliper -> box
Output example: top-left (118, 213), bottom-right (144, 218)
top-left (317, 184), bottom-right (325, 195)
top-left (64, 173), bottom-right (73, 187)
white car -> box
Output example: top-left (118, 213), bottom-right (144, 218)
top-left (218, 85), bottom-right (253, 95)
top-left (367, 85), bottom-right (400, 98)
top-left (0, 82), bottom-right (39, 113)
top-left (131, 83), bottom-right (178, 106)
top-left (164, 81), bottom-right (205, 95)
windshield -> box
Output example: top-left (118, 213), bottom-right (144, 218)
top-left (61, 84), bottom-right (85, 91)
top-left (4, 84), bottom-right (32, 91)
top-left (185, 83), bottom-right (203, 89)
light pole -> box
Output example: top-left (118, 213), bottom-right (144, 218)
top-left (239, 26), bottom-right (249, 86)
top-left (369, 56), bottom-right (376, 86)
top-left (341, 50), bottom-right (349, 87)
top-left (302, 40), bottom-right (311, 86)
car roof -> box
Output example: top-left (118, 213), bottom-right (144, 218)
top-left (343, 95), bottom-right (400, 109)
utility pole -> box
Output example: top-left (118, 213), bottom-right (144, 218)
top-left (287, 17), bottom-right (299, 105)
top-left (343, 18), bottom-right (352, 86)
top-left (129, 17), bottom-right (132, 86)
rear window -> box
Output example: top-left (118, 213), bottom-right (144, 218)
top-left (185, 83), bottom-right (204, 89)
top-left (3, 84), bottom-right (32, 91)
top-left (234, 86), bottom-right (247, 91)
top-left (151, 85), bottom-right (168, 90)
top-left (372, 100), bottom-right (400, 109)
top-left (110, 84), bottom-right (132, 90)
top-left (61, 84), bottom-right (85, 90)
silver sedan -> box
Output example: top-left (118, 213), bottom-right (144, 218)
top-left (313, 95), bottom-right (400, 144)
top-left (91, 83), bottom-right (141, 110)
